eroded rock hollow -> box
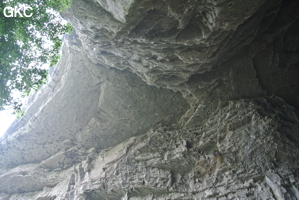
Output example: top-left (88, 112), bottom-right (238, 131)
top-left (1, 0), bottom-right (299, 199)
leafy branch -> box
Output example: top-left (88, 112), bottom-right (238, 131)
top-left (0, 0), bottom-right (73, 116)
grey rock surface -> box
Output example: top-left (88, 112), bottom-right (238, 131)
top-left (1, 0), bottom-right (299, 199)
top-left (0, 31), bottom-right (188, 177)
top-left (63, 0), bottom-right (279, 88)
top-left (61, 98), bottom-right (298, 200)
top-left (2, 97), bottom-right (299, 200)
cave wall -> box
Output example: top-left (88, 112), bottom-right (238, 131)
top-left (0, 31), bottom-right (188, 198)
top-left (1, 0), bottom-right (299, 199)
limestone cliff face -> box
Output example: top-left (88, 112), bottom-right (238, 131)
top-left (1, 0), bottom-right (299, 199)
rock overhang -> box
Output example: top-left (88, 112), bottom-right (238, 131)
top-left (1, 0), bottom-right (299, 199)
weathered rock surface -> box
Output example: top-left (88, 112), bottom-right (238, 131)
top-left (1, 0), bottom-right (299, 199)
top-left (63, 0), bottom-right (279, 88)
top-left (76, 97), bottom-right (299, 199)
top-left (0, 31), bottom-right (188, 193)
top-left (2, 97), bottom-right (299, 200)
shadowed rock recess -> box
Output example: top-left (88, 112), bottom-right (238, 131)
top-left (1, 0), bottom-right (299, 199)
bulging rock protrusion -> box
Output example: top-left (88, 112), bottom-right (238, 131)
top-left (63, 0), bottom-right (282, 89)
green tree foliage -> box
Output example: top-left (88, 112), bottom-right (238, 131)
top-left (0, 0), bottom-right (73, 115)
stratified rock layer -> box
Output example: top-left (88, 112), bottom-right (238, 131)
top-left (63, 0), bottom-right (299, 108)
top-left (2, 97), bottom-right (299, 200)
top-left (1, 0), bottom-right (299, 199)
top-left (0, 31), bottom-right (188, 190)
top-left (60, 98), bottom-right (299, 200)
top-left (63, 0), bottom-right (278, 88)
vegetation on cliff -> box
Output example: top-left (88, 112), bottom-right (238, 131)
top-left (0, 0), bottom-right (72, 115)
